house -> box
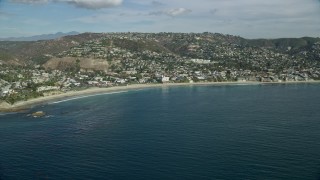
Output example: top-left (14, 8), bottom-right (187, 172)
top-left (161, 76), bottom-right (170, 83)
top-left (88, 81), bottom-right (99, 86)
top-left (94, 77), bottom-right (104, 81)
top-left (237, 77), bottom-right (247, 82)
top-left (37, 86), bottom-right (59, 92)
top-left (1, 85), bottom-right (11, 97)
top-left (196, 76), bottom-right (206, 80)
top-left (115, 78), bottom-right (126, 84)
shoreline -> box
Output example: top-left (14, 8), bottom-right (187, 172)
top-left (1, 81), bottom-right (319, 112)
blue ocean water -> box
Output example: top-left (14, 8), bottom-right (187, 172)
top-left (1, 84), bottom-right (320, 179)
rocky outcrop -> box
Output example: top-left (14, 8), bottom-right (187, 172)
top-left (31, 111), bottom-right (46, 117)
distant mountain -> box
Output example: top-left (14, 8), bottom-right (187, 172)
top-left (0, 31), bottom-right (80, 41)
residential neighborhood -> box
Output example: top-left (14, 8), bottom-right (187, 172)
top-left (1, 32), bottom-right (320, 104)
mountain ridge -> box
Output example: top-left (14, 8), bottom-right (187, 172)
top-left (0, 32), bottom-right (319, 71)
top-left (0, 31), bottom-right (80, 41)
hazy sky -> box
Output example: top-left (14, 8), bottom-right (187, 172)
top-left (0, 0), bottom-right (319, 38)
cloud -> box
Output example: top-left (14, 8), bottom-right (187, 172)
top-left (9, 0), bottom-right (122, 9)
top-left (150, 8), bottom-right (192, 17)
top-left (166, 8), bottom-right (191, 16)
top-left (151, 1), bottom-right (164, 7)
top-left (10, 0), bottom-right (48, 3)
top-left (65, 0), bottom-right (122, 9)
top-left (209, 9), bottom-right (218, 15)
top-left (3, 0), bottom-right (320, 38)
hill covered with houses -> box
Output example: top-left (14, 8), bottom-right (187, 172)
top-left (1, 32), bottom-right (320, 104)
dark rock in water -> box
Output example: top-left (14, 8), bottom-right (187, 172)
top-left (31, 111), bottom-right (46, 117)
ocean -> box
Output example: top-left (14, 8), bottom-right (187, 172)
top-left (1, 83), bottom-right (320, 179)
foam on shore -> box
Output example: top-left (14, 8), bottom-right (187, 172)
top-left (49, 91), bottom-right (128, 104)
top-left (1, 81), bottom-right (319, 112)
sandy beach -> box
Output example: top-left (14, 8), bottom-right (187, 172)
top-left (1, 81), bottom-right (319, 112)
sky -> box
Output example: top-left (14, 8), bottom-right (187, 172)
top-left (0, 0), bottom-right (320, 39)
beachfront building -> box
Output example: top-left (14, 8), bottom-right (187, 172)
top-left (161, 76), bottom-right (170, 83)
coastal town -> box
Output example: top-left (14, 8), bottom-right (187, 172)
top-left (1, 32), bottom-right (320, 105)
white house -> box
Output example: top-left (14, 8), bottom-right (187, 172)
top-left (161, 76), bottom-right (170, 83)
top-left (37, 86), bottom-right (59, 92)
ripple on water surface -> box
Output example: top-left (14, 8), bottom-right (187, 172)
top-left (1, 84), bottom-right (320, 179)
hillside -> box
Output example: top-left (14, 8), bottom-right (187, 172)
top-left (0, 32), bottom-right (319, 71)
top-left (1, 32), bottom-right (320, 105)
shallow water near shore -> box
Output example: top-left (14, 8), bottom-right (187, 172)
top-left (48, 90), bottom-right (129, 104)
top-left (1, 84), bottom-right (320, 179)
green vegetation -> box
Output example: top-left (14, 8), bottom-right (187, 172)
top-left (31, 55), bottom-right (51, 65)
top-left (1, 32), bottom-right (320, 106)
top-left (0, 52), bottom-right (13, 61)
top-left (2, 90), bottom-right (43, 105)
